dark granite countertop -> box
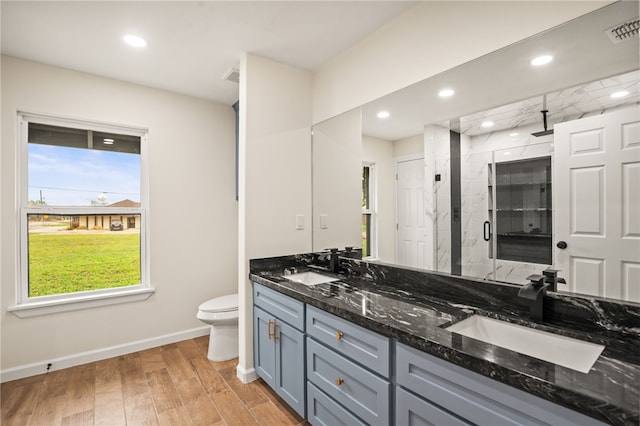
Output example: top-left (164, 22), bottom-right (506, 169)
top-left (250, 257), bottom-right (640, 426)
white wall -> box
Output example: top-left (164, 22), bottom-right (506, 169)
top-left (393, 134), bottom-right (423, 159)
top-left (312, 1), bottom-right (610, 124)
top-left (1, 56), bottom-right (237, 373)
top-left (362, 134), bottom-right (395, 263)
top-left (238, 54), bottom-right (313, 379)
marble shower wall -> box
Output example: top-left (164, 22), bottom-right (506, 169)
top-left (460, 124), bottom-right (554, 284)
top-left (426, 125), bottom-right (452, 273)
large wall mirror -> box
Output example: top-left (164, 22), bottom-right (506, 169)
top-left (311, 1), bottom-right (639, 303)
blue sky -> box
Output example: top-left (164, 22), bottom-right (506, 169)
top-left (28, 144), bottom-right (140, 206)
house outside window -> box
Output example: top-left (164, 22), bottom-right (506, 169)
top-left (12, 113), bottom-right (152, 315)
top-left (362, 162), bottom-right (376, 258)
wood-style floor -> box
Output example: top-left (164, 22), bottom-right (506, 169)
top-left (1, 335), bottom-right (307, 426)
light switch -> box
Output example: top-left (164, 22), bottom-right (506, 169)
top-left (320, 214), bottom-right (328, 229)
top-left (295, 214), bottom-right (305, 230)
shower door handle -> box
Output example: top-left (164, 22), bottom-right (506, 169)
top-left (483, 221), bottom-right (491, 241)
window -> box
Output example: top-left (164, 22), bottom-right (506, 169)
top-left (362, 163), bottom-right (376, 258)
top-left (11, 113), bottom-right (152, 316)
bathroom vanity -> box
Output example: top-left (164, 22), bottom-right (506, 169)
top-left (250, 254), bottom-right (639, 426)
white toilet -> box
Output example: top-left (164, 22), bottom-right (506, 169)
top-left (197, 294), bottom-right (239, 361)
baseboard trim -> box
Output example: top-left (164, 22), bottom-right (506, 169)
top-left (1, 326), bottom-right (210, 383)
top-left (236, 364), bottom-right (257, 383)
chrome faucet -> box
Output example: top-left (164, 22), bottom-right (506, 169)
top-left (518, 274), bottom-right (549, 322)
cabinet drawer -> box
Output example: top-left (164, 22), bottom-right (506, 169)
top-left (253, 283), bottom-right (304, 331)
top-left (307, 382), bottom-right (366, 426)
top-left (306, 305), bottom-right (390, 377)
top-left (396, 343), bottom-right (607, 426)
top-left (396, 386), bottom-right (470, 426)
top-left (307, 337), bottom-right (390, 426)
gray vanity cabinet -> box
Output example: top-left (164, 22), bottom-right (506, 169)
top-left (253, 284), bottom-right (305, 417)
top-left (306, 306), bottom-right (391, 426)
top-left (396, 343), bottom-right (607, 426)
top-left (252, 283), bottom-right (611, 426)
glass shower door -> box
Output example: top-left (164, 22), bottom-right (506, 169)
top-left (458, 139), bottom-right (553, 284)
top-left (489, 142), bottom-right (554, 284)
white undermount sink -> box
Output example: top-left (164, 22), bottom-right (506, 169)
top-left (282, 271), bottom-right (339, 286)
top-left (446, 315), bottom-right (605, 373)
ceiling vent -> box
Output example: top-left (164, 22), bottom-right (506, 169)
top-left (605, 18), bottom-right (639, 44)
top-left (222, 68), bottom-right (240, 83)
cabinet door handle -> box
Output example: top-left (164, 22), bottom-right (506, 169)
top-left (335, 378), bottom-right (344, 386)
top-left (335, 331), bottom-right (344, 340)
top-left (273, 321), bottom-right (278, 342)
top-left (483, 221), bottom-right (491, 241)
top-left (267, 319), bottom-right (275, 340)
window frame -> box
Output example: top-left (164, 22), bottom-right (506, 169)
top-left (362, 162), bottom-right (377, 259)
top-left (10, 112), bottom-right (153, 317)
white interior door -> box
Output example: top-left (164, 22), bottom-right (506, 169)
top-left (396, 158), bottom-right (427, 268)
top-left (554, 105), bottom-right (640, 302)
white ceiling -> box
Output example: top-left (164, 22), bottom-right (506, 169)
top-left (3, 1), bottom-right (638, 136)
top-left (361, 1), bottom-right (639, 140)
top-left (1, 1), bottom-right (416, 106)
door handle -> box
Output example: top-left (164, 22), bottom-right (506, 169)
top-left (483, 221), bottom-right (491, 241)
top-left (267, 319), bottom-right (274, 340)
top-left (556, 241), bottom-right (568, 249)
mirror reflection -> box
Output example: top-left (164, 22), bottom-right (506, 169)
top-left (311, 1), bottom-right (639, 303)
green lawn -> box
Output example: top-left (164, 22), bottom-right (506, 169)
top-left (28, 233), bottom-right (140, 297)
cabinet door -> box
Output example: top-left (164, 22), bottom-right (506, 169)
top-left (253, 306), bottom-right (276, 388)
top-left (396, 343), bottom-right (607, 426)
top-left (253, 283), bottom-right (305, 330)
top-left (396, 386), bottom-right (470, 426)
top-left (306, 306), bottom-right (390, 377)
top-left (307, 382), bottom-right (366, 426)
top-left (275, 319), bottom-right (305, 417)
top-left (307, 338), bottom-right (390, 425)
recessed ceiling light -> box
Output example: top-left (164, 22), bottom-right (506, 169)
top-left (103, 138), bottom-right (115, 145)
top-left (509, 132), bottom-right (519, 137)
top-left (610, 90), bottom-right (630, 98)
top-left (481, 121), bottom-right (494, 128)
top-left (531, 55), bottom-right (553, 66)
top-left (123, 34), bottom-right (147, 48)
top-left (439, 89), bottom-right (455, 98)
top-left (377, 111), bottom-right (390, 119)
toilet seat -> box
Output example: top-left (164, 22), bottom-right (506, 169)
top-left (199, 294), bottom-right (238, 313)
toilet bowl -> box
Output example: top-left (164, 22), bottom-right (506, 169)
top-left (197, 294), bottom-right (239, 361)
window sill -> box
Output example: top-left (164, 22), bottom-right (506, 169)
top-left (7, 288), bottom-right (155, 318)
